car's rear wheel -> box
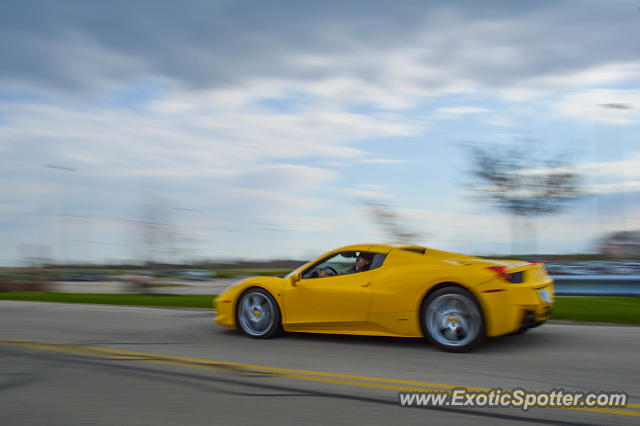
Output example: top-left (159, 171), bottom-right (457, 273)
top-left (236, 288), bottom-right (281, 339)
top-left (422, 286), bottom-right (485, 352)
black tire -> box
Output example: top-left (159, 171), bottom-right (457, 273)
top-left (236, 288), bottom-right (282, 339)
top-left (421, 286), bottom-right (486, 352)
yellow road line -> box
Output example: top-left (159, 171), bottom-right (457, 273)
top-left (1, 337), bottom-right (638, 417)
top-left (0, 338), bottom-right (486, 391)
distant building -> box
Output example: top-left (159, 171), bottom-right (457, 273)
top-left (599, 230), bottom-right (640, 255)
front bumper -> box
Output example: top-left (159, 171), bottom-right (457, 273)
top-left (214, 294), bottom-right (236, 329)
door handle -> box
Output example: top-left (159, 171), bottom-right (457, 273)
top-left (362, 282), bottom-right (371, 287)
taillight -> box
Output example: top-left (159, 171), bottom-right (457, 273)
top-left (487, 266), bottom-right (513, 282)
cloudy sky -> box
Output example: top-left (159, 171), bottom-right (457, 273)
top-left (1, 0), bottom-right (640, 265)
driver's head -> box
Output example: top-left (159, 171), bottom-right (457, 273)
top-left (356, 253), bottom-right (372, 270)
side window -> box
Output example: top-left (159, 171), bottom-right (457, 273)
top-left (301, 251), bottom-right (386, 279)
top-left (369, 253), bottom-right (386, 270)
top-left (302, 252), bottom-right (357, 279)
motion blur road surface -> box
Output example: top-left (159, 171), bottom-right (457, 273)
top-left (1, 301), bottom-right (638, 425)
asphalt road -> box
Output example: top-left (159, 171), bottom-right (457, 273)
top-left (1, 301), bottom-right (639, 425)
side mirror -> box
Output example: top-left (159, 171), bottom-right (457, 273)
top-left (291, 273), bottom-right (301, 287)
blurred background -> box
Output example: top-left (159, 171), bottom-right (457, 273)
top-left (2, 3), bottom-right (640, 425)
top-left (1, 0), bottom-right (639, 285)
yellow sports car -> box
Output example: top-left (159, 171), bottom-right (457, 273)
top-left (214, 243), bottom-right (554, 351)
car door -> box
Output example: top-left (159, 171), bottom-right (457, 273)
top-left (283, 253), bottom-right (376, 330)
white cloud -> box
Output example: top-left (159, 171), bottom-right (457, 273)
top-left (357, 184), bottom-right (388, 191)
top-left (500, 61), bottom-right (640, 102)
top-left (523, 153), bottom-right (640, 180)
top-left (343, 188), bottom-right (394, 200)
top-left (586, 181), bottom-right (640, 194)
top-left (483, 116), bottom-right (513, 127)
top-left (519, 152), bottom-right (640, 195)
top-left (0, 88), bottom-right (421, 178)
top-left (554, 88), bottom-right (640, 124)
top-left (357, 158), bottom-right (407, 164)
top-left (433, 106), bottom-right (491, 120)
top-left (578, 153), bottom-right (640, 180)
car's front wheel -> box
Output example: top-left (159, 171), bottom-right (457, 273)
top-left (422, 286), bottom-right (485, 352)
top-left (236, 288), bottom-right (281, 338)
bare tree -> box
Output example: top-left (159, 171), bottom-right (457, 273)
top-left (137, 197), bottom-right (179, 264)
top-left (362, 200), bottom-right (423, 243)
top-left (463, 142), bottom-right (584, 253)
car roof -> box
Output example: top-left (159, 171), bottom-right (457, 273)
top-left (335, 243), bottom-right (427, 254)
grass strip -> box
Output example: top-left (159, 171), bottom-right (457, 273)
top-left (552, 296), bottom-right (640, 324)
top-left (0, 292), bottom-right (215, 309)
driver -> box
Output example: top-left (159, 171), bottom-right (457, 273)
top-left (318, 252), bottom-right (372, 277)
top-left (353, 252), bottom-right (372, 273)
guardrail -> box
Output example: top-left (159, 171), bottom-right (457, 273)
top-left (552, 275), bottom-right (640, 296)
